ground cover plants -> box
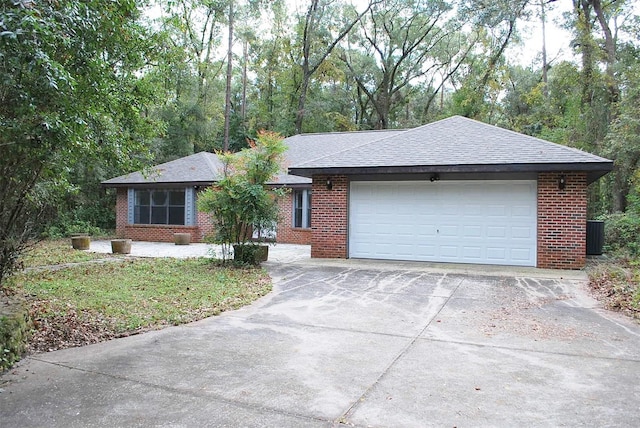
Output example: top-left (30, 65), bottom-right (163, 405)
top-left (7, 240), bottom-right (271, 354)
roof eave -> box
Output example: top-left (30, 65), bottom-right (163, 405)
top-left (101, 180), bottom-right (217, 189)
top-left (288, 162), bottom-right (614, 184)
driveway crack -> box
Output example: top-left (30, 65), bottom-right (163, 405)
top-left (335, 273), bottom-right (465, 424)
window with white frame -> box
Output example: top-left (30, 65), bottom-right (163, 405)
top-left (134, 189), bottom-right (186, 225)
top-left (293, 189), bottom-right (312, 228)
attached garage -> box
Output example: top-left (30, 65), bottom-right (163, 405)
top-left (287, 116), bottom-right (613, 269)
top-left (349, 180), bottom-right (537, 266)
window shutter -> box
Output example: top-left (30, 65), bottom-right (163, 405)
top-left (185, 187), bottom-right (195, 226)
top-left (127, 188), bottom-right (135, 224)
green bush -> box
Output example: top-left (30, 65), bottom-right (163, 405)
top-left (602, 212), bottom-right (640, 256)
top-left (198, 131), bottom-right (286, 264)
top-left (0, 295), bottom-right (32, 371)
top-left (44, 215), bottom-right (106, 239)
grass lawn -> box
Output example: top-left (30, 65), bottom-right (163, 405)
top-left (11, 241), bottom-right (272, 353)
top-left (20, 239), bottom-right (119, 268)
top-left (588, 257), bottom-right (640, 321)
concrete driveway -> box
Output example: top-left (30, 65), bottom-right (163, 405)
top-left (1, 257), bottom-right (640, 427)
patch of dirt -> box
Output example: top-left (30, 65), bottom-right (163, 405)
top-left (480, 295), bottom-right (594, 340)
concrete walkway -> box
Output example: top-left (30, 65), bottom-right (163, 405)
top-left (2, 247), bottom-right (640, 426)
top-left (88, 239), bottom-right (311, 264)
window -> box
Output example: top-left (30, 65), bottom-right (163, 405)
top-left (134, 189), bottom-right (186, 225)
top-left (293, 189), bottom-right (311, 228)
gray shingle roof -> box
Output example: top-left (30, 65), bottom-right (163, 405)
top-left (102, 152), bottom-right (224, 187)
top-left (272, 128), bottom-right (405, 185)
top-left (103, 116), bottom-right (613, 187)
top-left (288, 116), bottom-right (613, 181)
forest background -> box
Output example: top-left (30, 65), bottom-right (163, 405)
top-left (1, 0), bottom-right (639, 285)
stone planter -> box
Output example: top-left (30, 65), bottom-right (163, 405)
top-left (233, 244), bottom-right (269, 265)
top-left (174, 233), bottom-right (191, 245)
top-left (70, 235), bottom-right (90, 250)
top-left (111, 239), bottom-right (132, 254)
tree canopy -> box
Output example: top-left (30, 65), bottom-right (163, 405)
top-left (1, 0), bottom-right (640, 285)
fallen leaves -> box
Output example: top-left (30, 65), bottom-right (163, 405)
top-left (588, 260), bottom-right (640, 320)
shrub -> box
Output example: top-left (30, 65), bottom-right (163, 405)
top-left (44, 215), bottom-right (105, 239)
top-left (601, 212), bottom-right (640, 256)
top-left (198, 131), bottom-right (287, 265)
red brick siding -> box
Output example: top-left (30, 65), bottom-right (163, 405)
top-left (115, 188), bottom-right (128, 238)
top-left (537, 172), bottom-right (587, 269)
top-left (311, 175), bottom-right (348, 258)
top-left (275, 191), bottom-right (312, 245)
top-left (123, 225), bottom-right (202, 243)
top-left (195, 189), bottom-right (216, 241)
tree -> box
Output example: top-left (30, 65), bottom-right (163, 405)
top-left (0, 0), bottom-right (159, 288)
top-left (197, 131), bottom-right (286, 264)
top-left (342, 0), bottom-right (473, 129)
top-left (294, 0), bottom-right (375, 133)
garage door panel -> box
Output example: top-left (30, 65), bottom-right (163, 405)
top-left (512, 226), bottom-right (533, 239)
top-left (487, 247), bottom-right (507, 260)
top-left (487, 226), bottom-right (507, 238)
top-left (511, 248), bottom-right (533, 262)
top-left (349, 180), bottom-right (537, 266)
top-left (513, 205), bottom-right (534, 217)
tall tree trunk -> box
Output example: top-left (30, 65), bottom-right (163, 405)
top-left (480, 18), bottom-right (516, 90)
top-left (241, 38), bottom-right (248, 121)
top-left (592, 0), bottom-right (619, 105)
top-left (224, 0), bottom-right (234, 152)
top-left (575, 0), bottom-right (595, 106)
top-left (540, 0), bottom-right (548, 97)
top-left (295, 61), bottom-right (311, 134)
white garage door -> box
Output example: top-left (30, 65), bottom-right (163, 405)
top-left (349, 180), bottom-right (537, 266)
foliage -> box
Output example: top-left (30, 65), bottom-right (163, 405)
top-left (198, 130), bottom-right (287, 264)
top-left (601, 212), bottom-right (640, 257)
top-left (44, 217), bottom-right (108, 240)
top-left (0, 0), bottom-right (160, 290)
top-left (0, 294), bottom-right (31, 371)
top-left (588, 259), bottom-right (640, 321)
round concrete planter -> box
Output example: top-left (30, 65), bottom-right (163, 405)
top-left (174, 233), bottom-right (191, 245)
top-left (111, 239), bottom-right (132, 254)
top-left (70, 235), bottom-right (90, 250)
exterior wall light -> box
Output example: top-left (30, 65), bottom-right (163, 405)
top-left (326, 178), bottom-right (333, 190)
top-left (558, 175), bottom-right (566, 190)
top-left (430, 173), bottom-right (440, 182)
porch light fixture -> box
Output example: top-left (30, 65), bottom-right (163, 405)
top-left (558, 175), bottom-right (566, 190)
top-left (430, 173), bottom-right (440, 182)
top-left (326, 178), bottom-right (333, 190)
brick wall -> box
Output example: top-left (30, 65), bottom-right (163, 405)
top-left (311, 175), bottom-right (348, 258)
top-left (196, 204), bottom-right (215, 241)
top-left (537, 172), bottom-right (587, 269)
top-left (275, 191), bottom-right (313, 245)
top-left (115, 188), bottom-right (128, 238)
top-left (123, 225), bottom-right (202, 243)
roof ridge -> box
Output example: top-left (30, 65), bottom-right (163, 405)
top-left (199, 151), bottom-right (222, 175)
top-left (294, 119), bottom-right (462, 168)
top-left (291, 128), bottom-right (406, 137)
top-left (294, 128), bottom-right (411, 167)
